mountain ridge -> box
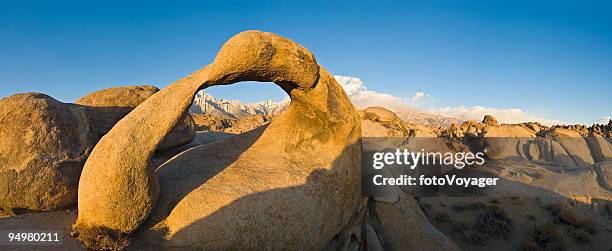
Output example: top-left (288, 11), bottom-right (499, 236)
top-left (190, 90), bottom-right (460, 127)
top-left (189, 90), bottom-right (289, 119)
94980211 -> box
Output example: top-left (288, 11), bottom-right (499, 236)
top-left (0, 231), bottom-right (63, 246)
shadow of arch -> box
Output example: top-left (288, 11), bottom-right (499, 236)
top-left (144, 125), bottom-right (268, 226)
top-left (1, 163), bottom-right (608, 250)
top-left (131, 138), bottom-right (363, 250)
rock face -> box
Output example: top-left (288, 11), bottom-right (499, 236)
top-left (593, 162), bottom-right (611, 190)
top-left (74, 30), bottom-right (363, 250)
top-left (482, 114), bottom-right (499, 126)
top-left (360, 107), bottom-right (409, 137)
top-left (0, 85), bottom-right (197, 215)
top-left (0, 93), bottom-right (97, 213)
top-left (544, 128), bottom-right (594, 168)
top-left (373, 198), bottom-right (459, 250)
top-left (157, 113), bottom-right (196, 151)
top-left (481, 124), bottom-right (536, 160)
top-left (586, 135), bottom-right (612, 163)
top-left (75, 85), bottom-right (159, 136)
top-left (75, 85), bottom-right (196, 150)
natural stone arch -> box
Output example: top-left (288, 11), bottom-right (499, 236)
top-left (74, 30), bottom-right (363, 249)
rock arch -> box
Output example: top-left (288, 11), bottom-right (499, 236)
top-left (74, 30), bottom-right (363, 249)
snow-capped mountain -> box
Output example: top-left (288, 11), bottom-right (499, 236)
top-left (189, 90), bottom-right (459, 127)
top-left (189, 90), bottom-right (289, 119)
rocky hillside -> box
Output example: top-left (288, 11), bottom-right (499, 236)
top-left (188, 106), bottom-right (612, 250)
top-left (360, 106), bottom-right (612, 250)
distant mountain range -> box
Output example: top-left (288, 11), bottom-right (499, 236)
top-left (189, 90), bottom-right (289, 119)
top-left (190, 90), bottom-right (461, 127)
top-left (393, 108), bottom-right (461, 127)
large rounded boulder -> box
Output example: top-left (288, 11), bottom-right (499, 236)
top-left (75, 85), bottom-right (196, 150)
top-left (0, 93), bottom-right (97, 213)
top-left (75, 85), bottom-right (159, 136)
top-left (0, 85), bottom-right (196, 215)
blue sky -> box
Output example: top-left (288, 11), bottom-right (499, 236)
top-left (1, 1), bottom-right (610, 124)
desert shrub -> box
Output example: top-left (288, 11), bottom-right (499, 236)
top-left (433, 211), bottom-right (450, 223)
top-left (467, 202), bottom-right (486, 210)
top-left (519, 239), bottom-right (540, 251)
top-left (419, 202), bottom-right (432, 213)
top-left (452, 202), bottom-right (485, 213)
top-left (73, 226), bottom-right (129, 251)
top-left (451, 205), bottom-right (466, 212)
top-left (532, 171), bottom-right (544, 179)
top-left (583, 220), bottom-right (598, 235)
top-left (568, 226), bottom-right (590, 243)
top-left (454, 205), bottom-right (514, 245)
top-left (510, 196), bottom-right (525, 206)
top-left (463, 229), bottom-right (485, 246)
top-left (526, 214), bottom-right (537, 221)
top-left (472, 205), bottom-right (513, 239)
top-left (451, 221), bottom-right (469, 233)
top-left (519, 222), bottom-right (565, 251)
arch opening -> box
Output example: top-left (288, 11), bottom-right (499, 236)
top-left (189, 81), bottom-right (290, 134)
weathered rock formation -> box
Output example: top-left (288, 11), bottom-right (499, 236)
top-left (360, 106), bottom-right (409, 137)
top-left (0, 85), bottom-right (196, 215)
top-left (75, 85), bottom-right (159, 136)
top-left (0, 93), bottom-right (97, 213)
top-left (75, 85), bottom-right (196, 150)
top-left (358, 106), bottom-right (462, 250)
top-left (371, 197), bottom-right (460, 250)
top-left (481, 124), bottom-right (536, 161)
top-left (482, 114), bottom-right (499, 126)
top-left (74, 30), bottom-right (363, 250)
top-left (586, 134), bottom-right (612, 163)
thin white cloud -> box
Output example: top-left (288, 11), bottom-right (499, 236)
top-left (408, 91), bottom-right (433, 107)
top-left (410, 91), bottom-right (428, 101)
top-left (333, 75), bottom-right (563, 126)
top-left (599, 116), bottom-right (611, 124)
top-left (333, 75), bottom-right (409, 109)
